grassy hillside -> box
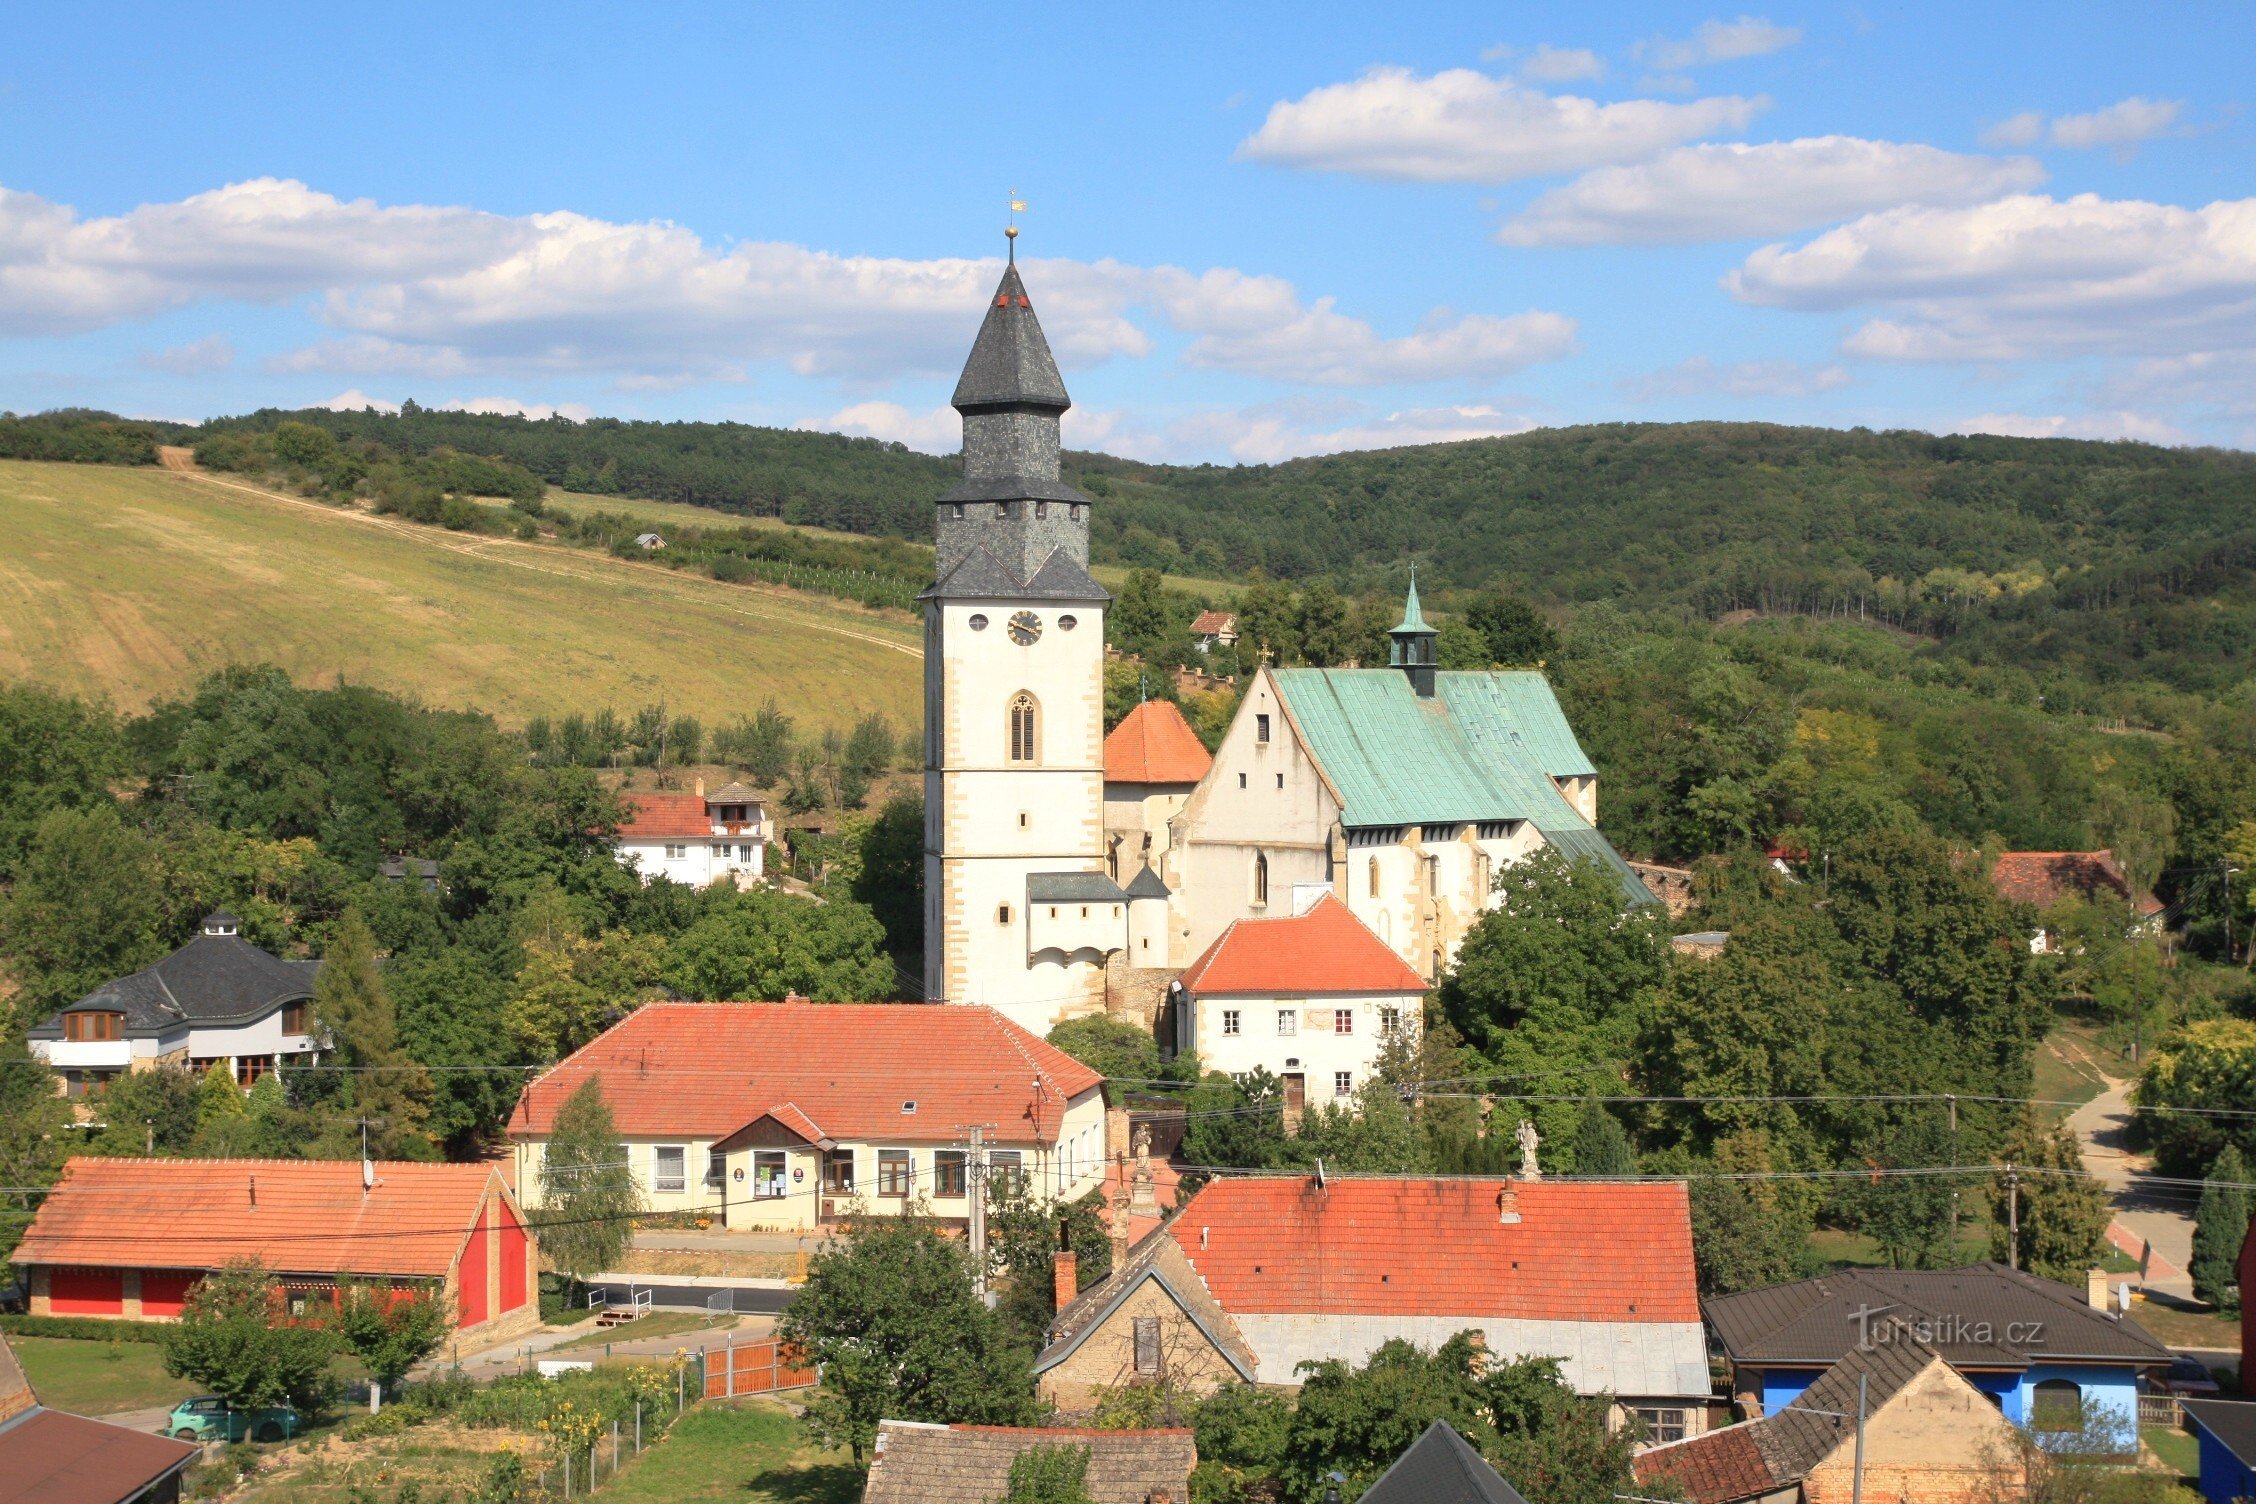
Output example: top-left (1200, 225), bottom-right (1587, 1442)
top-left (0, 459), bottom-right (920, 729)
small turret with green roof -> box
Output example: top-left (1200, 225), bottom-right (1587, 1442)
top-left (1388, 567), bottom-right (1438, 696)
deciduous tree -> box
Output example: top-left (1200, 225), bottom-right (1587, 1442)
top-left (530, 1075), bottom-right (640, 1280)
top-left (162, 1260), bottom-right (340, 1414)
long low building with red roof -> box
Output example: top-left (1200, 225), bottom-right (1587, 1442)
top-left (12, 1158), bottom-right (538, 1341)
top-left (509, 1001), bottom-right (1107, 1231)
top-left (1035, 1173), bottom-right (1711, 1439)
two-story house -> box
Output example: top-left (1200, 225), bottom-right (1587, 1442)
top-left (26, 913), bottom-right (322, 1096)
top-left (613, 780), bottom-right (768, 887)
top-left (509, 1001), bottom-right (1107, 1231)
top-left (1169, 893), bottom-right (1425, 1114)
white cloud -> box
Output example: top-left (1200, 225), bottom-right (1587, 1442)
top-left (0, 176), bottom-right (1569, 391)
top-left (1236, 67), bottom-right (1764, 183)
top-left (1170, 400), bottom-right (1538, 464)
top-left (1519, 45), bottom-right (1607, 83)
top-left (1622, 355), bottom-right (1852, 400)
top-left (1979, 98), bottom-right (2185, 154)
top-left (1500, 137), bottom-right (2045, 245)
top-left (1633, 16), bottom-right (1803, 71)
top-left (137, 333), bottom-right (235, 374)
top-left (442, 395), bottom-right (592, 422)
top-left (1727, 193), bottom-right (2256, 361)
top-left (318, 388), bottom-right (400, 414)
top-left (1954, 410), bottom-right (2189, 444)
top-left (796, 400), bottom-right (959, 454)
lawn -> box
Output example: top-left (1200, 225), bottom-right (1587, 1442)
top-left (2143, 1424), bottom-right (2199, 1480)
top-left (0, 460), bottom-right (920, 732)
top-left (2031, 1023), bottom-right (2129, 1118)
top-left (600, 1399), bottom-right (858, 1504)
top-left (10, 1335), bottom-right (198, 1415)
top-left (551, 1310), bottom-right (723, 1352)
top-left (1806, 1221), bottom-right (1995, 1273)
top-left (2122, 1297), bottom-right (2244, 1354)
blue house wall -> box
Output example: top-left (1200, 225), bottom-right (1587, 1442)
top-left (1748, 1361), bottom-right (2139, 1438)
top-left (2195, 1424), bottom-right (2256, 1504)
top-left (1758, 1369), bottom-right (1826, 1415)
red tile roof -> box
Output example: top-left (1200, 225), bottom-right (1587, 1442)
top-left (13, 1158), bottom-right (506, 1279)
top-left (1164, 1176), bottom-right (1699, 1323)
top-left (1103, 701), bottom-right (1213, 786)
top-left (1191, 611), bottom-right (1235, 636)
top-left (512, 1002), bottom-right (1104, 1147)
top-left (1177, 895), bottom-right (1426, 996)
top-left (1988, 850), bottom-right (2146, 911)
top-left (616, 793), bottom-right (713, 841)
top-left (1634, 1422), bottom-right (1779, 1504)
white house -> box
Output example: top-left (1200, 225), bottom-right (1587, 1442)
top-left (613, 780), bottom-right (767, 887)
top-left (25, 913), bottom-right (323, 1096)
top-left (510, 1001), bottom-right (1108, 1231)
top-left (1171, 893), bottom-right (1425, 1114)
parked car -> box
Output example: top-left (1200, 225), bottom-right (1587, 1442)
top-left (164, 1396), bottom-right (302, 1443)
top-left (2152, 1358), bottom-right (2223, 1399)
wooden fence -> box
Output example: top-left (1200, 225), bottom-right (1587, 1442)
top-left (702, 1338), bottom-right (818, 1399)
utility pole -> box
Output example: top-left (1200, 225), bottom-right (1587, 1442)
top-left (2225, 863), bottom-right (2241, 965)
top-left (961, 1124), bottom-right (993, 1303)
top-left (1851, 1373), bottom-right (1867, 1504)
top-left (2004, 1162), bottom-right (2019, 1270)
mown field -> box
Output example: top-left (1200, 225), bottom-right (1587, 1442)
top-left (0, 460), bottom-right (922, 731)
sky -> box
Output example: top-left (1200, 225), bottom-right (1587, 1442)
top-left (3, 2), bottom-right (2251, 462)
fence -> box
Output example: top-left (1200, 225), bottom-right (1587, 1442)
top-left (2137, 1393), bottom-right (2183, 1430)
top-left (701, 1338), bottom-right (818, 1399)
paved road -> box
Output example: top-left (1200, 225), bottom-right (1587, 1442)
top-left (589, 1276), bottom-right (796, 1315)
top-left (2065, 1075), bottom-right (2196, 1298)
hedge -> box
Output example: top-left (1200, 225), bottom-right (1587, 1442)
top-left (0, 1314), bottom-right (173, 1344)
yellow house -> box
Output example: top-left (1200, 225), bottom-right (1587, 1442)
top-left (510, 1001), bottom-right (1108, 1231)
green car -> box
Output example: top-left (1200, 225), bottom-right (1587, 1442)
top-left (164, 1396), bottom-right (301, 1443)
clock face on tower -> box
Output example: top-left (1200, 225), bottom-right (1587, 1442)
top-left (1007, 610), bottom-right (1043, 645)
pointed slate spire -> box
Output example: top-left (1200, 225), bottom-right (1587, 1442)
top-left (952, 263), bottom-right (1071, 413)
top-left (1389, 566), bottom-right (1439, 697)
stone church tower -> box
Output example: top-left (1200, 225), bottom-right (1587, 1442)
top-left (922, 257), bottom-right (1125, 1033)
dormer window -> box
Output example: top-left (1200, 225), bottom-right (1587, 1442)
top-left (63, 1011), bottom-right (123, 1042)
top-left (201, 912), bottom-right (239, 937)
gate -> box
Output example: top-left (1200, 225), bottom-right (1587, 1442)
top-left (701, 1338), bottom-right (817, 1398)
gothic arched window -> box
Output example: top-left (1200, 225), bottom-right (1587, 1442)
top-left (1254, 852), bottom-right (1269, 906)
top-left (1008, 692), bottom-right (1040, 764)
top-left (1367, 856), bottom-right (1380, 897)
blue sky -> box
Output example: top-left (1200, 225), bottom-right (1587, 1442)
top-left (3, 2), bottom-right (2249, 460)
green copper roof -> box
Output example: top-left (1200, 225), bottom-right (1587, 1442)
top-left (1270, 666), bottom-right (1650, 906)
top-left (1391, 572), bottom-right (1431, 636)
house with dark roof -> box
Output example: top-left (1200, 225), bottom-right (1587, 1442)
top-left (1636, 1338), bottom-right (2025, 1504)
top-left (13, 1158), bottom-right (538, 1341)
top-left (862, 1421), bottom-right (1194, 1504)
top-left (612, 778), bottom-right (768, 888)
top-left (26, 913), bottom-right (322, 1097)
top-left (2184, 1398), bottom-right (2256, 1504)
top-left (1169, 893), bottom-right (1427, 1116)
top-left (510, 1002), bottom-right (1107, 1231)
top-left (1167, 575), bottom-right (1651, 984)
top-left (1704, 1264), bottom-right (2171, 1437)
top-left (1036, 1174), bottom-right (1710, 1439)
top-left (1984, 850), bottom-right (2166, 953)
top-left (0, 1331), bottom-right (198, 1504)
top-left (1362, 1421), bottom-right (1533, 1504)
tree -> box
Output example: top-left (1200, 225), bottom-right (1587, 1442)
top-left (1046, 1015), bottom-right (1160, 1089)
top-left (334, 1280), bottom-right (448, 1412)
top-left (1181, 1068), bottom-right (1301, 1170)
top-left (162, 1260), bottom-right (340, 1415)
top-left (2136, 1018), bottom-right (2256, 1175)
top-left (1687, 1174), bottom-right (1808, 1294)
top-left (660, 888), bottom-right (893, 1002)
top-left (0, 684), bottom-right (127, 876)
top-left (1464, 590), bottom-right (1558, 667)
top-left (850, 793), bottom-right (924, 956)
top-left (2, 805), bottom-right (166, 1024)
top-left (1991, 1114), bottom-right (2109, 1281)
top-left (1569, 1098), bottom-right (1633, 1177)
top-left (779, 1217), bottom-right (1040, 1465)
top-left (0, 1041), bottom-right (70, 1275)
top-left (739, 699), bottom-right (796, 785)
top-left (84, 1066), bottom-right (200, 1158)
top-left (1296, 1079), bottom-right (1429, 1173)
top-left (994, 1444), bottom-right (1095, 1504)
top-left (1189, 1383), bottom-right (1294, 1504)
top-left (532, 1075), bottom-right (641, 1280)
top-left (2189, 1145), bottom-right (2249, 1311)
top-left (1839, 1111), bottom-right (1962, 1270)
top-left (314, 908), bottom-right (433, 1156)
top-left (986, 1180), bottom-right (1113, 1346)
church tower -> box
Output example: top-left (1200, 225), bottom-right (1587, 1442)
top-left (923, 251), bottom-right (1124, 1032)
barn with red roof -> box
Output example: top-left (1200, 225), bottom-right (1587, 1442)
top-left (510, 1001), bottom-right (1107, 1231)
top-left (1170, 894), bottom-right (1426, 1116)
top-left (1036, 1172), bottom-right (1711, 1434)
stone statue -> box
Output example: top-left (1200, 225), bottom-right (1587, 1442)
top-left (1515, 1118), bottom-right (1541, 1180)
top-left (1133, 1122), bottom-right (1152, 1164)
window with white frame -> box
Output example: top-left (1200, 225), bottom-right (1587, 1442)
top-left (1221, 1009), bottom-right (1240, 1036)
top-left (652, 1144), bottom-right (687, 1193)
top-left (664, 844), bottom-right (687, 860)
top-left (1276, 1008), bottom-right (1297, 1036)
top-left (1334, 1071), bottom-right (1353, 1097)
top-left (1335, 1008), bottom-right (1354, 1035)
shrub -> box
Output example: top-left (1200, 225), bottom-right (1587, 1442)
top-left (0, 1314), bottom-right (172, 1343)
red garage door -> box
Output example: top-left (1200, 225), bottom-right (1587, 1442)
top-left (497, 1205), bottom-right (528, 1314)
top-left (140, 1271), bottom-right (200, 1318)
top-left (459, 1210), bottom-right (488, 1329)
top-left (50, 1268), bottom-right (125, 1315)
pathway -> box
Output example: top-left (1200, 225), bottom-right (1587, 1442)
top-left (2064, 1075), bottom-right (2195, 1298)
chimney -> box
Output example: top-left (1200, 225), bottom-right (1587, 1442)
top-left (695, 777), bottom-right (705, 798)
top-left (1110, 1180), bottom-right (1132, 1271)
top-left (1497, 1181), bottom-right (1520, 1225)
top-left (1053, 1248), bottom-right (1078, 1311)
top-left (2086, 1267), bottom-right (2110, 1311)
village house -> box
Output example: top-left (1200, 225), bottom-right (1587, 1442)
top-left (1103, 698), bottom-right (1211, 912)
top-left (633, 531), bottom-right (665, 550)
top-left (509, 1001), bottom-right (1106, 1231)
top-left (612, 779), bottom-right (768, 887)
top-left (0, 1332), bottom-right (198, 1504)
top-left (1635, 1338), bottom-right (2026, 1504)
top-left (1035, 1174), bottom-right (1711, 1440)
top-left (11, 1158), bottom-right (539, 1342)
top-left (1189, 610), bottom-right (1238, 653)
top-left (24, 913), bottom-right (321, 1098)
top-left (862, 1421), bottom-right (1196, 1504)
top-left (1704, 1263), bottom-right (2171, 1435)
top-left (1164, 579), bottom-right (1652, 983)
top-left (1362, 1421), bottom-right (1533, 1504)
top-left (2184, 1398), bottom-right (2256, 1504)
top-left (1985, 849), bottom-right (2166, 953)
top-left (1169, 893), bottom-right (1425, 1115)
